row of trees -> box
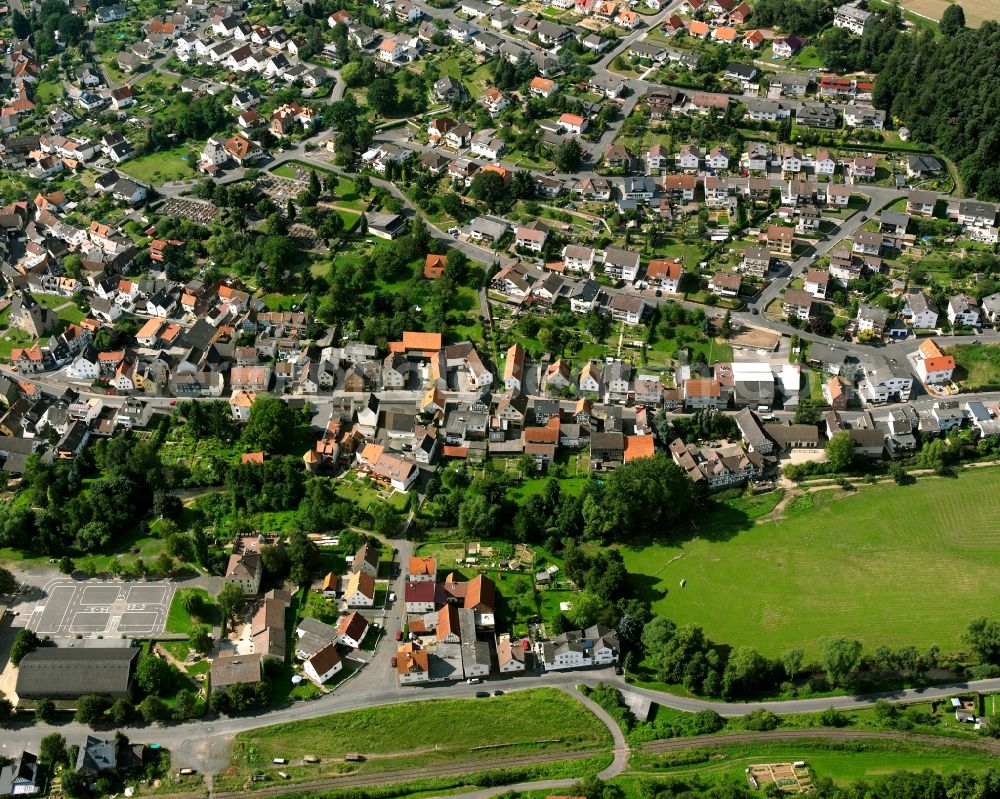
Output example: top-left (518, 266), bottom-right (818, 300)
top-left (788, 420), bottom-right (1000, 483)
top-left (420, 457), bottom-right (700, 653)
top-left (12, 0), bottom-right (86, 58)
top-left (817, 3), bottom-right (904, 74)
top-left (639, 615), bottom-right (1000, 701)
top-left (573, 763), bottom-right (1000, 799)
top-left (313, 213), bottom-right (478, 344)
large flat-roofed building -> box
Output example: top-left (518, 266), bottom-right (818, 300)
top-left (15, 647), bottom-right (139, 701)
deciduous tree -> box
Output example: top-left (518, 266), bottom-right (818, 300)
top-left (40, 733), bottom-right (66, 765)
top-left (241, 396), bottom-right (298, 454)
top-left (826, 430), bottom-right (855, 472)
top-left (819, 637), bottom-right (862, 687)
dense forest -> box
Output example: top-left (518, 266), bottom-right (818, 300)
top-left (815, 4), bottom-right (1000, 200)
top-left (874, 17), bottom-right (1000, 200)
top-left (751, 0), bottom-right (839, 35)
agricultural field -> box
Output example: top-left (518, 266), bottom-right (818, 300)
top-left (897, 0), bottom-right (995, 27)
top-left (622, 468), bottom-right (1000, 656)
top-left (222, 689), bottom-right (611, 787)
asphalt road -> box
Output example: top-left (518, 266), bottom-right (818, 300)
top-left (9, 667), bottom-right (1000, 771)
top-left (11, 6), bottom-right (999, 789)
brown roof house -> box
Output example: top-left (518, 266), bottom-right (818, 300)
top-left (351, 541), bottom-right (380, 578)
top-left (344, 571), bottom-right (376, 607)
top-left (251, 591), bottom-right (290, 660)
top-left (210, 653), bottom-right (265, 691)
top-left (408, 556), bottom-right (437, 582)
top-left (497, 633), bottom-right (527, 673)
top-left (437, 604), bottom-right (461, 643)
top-left (440, 572), bottom-right (498, 627)
top-left (304, 643), bottom-right (342, 684)
top-left (397, 645), bottom-right (430, 684)
top-left (225, 544), bottom-right (262, 594)
top-left (224, 533), bottom-right (280, 595)
top-left (336, 611), bottom-right (370, 649)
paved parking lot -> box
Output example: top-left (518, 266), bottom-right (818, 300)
top-left (27, 579), bottom-right (175, 638)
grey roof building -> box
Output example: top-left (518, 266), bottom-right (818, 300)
top-left (75, 735), bottom-right (143, 781)
top-left (0, 751), bottom-right (41, 796)
top-left (796, 104), bottom-right (838, 128)
top-left (734, 408), bottom-right (774, 455)
top-left (15, 648), bottom-right (139, 700)
top-left (459, 607), bottom-right (491, 678)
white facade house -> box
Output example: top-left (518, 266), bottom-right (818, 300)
top-left (563, 245), bottom-right (595, 273)
top-left (833, 2), bottom-right (872, 35)
top-left (602, 247), bottom-right (641, 283)
top-left (67, 355), bottom-right (100, 380)
top-left (915, 340), bottom-right (955, 385)
top-left (903, 292), bottom-right (938, 329)
top-left (304, 643), bottom-right (343, 684)
top-left (947, 294), bottom-right (980, 328)
top-left (336, 612), bottom-right (370, 649)
top-left (344, 571), bottom-right (375, 607)
top-left (539, 625), bottom-right (620, 671)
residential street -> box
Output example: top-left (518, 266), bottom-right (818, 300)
top-left (8, 662), bottom-right (1000, 778)
top-left (6, 3), bottom-right (1000, 794)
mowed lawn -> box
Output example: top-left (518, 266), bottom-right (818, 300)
top-left (231, 689), bottom-right (610, 776)
top-left (121, 146), bottom-right (197, 185)
top-left (622, 468), bottom-right (1000, 657)
top-left (165, 588), bottom-right (217, 634)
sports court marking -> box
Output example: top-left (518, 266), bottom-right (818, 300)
top-left (70, 611), bottom-right (111, 632)
top-left (29, 580), bottom-right (175, 638)
top-left (118, 611), bottom-right (159, 632)
top-left (34, 586), bottom-right (77, 635)
top-left (81, 586), bottom-right (121, 605)
top-left (129, 586), bottom-right (168, 605)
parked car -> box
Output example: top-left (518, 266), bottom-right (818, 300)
top-left (493, 690), bottom-right (504, 696)
top-left (390, 655), bottom-right (397, 667)
top-left (475, 691), bottom-right (490, 698)
top-left (466, 677), bottom-right (481, 684)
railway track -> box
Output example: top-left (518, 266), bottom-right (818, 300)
top-left (208, 727), bottom-right (998, 799)
top-left (211, 747), bottom-right (608, 799)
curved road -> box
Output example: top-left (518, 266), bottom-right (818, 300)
top-left (436, 726), bottom-right (1000, 799)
